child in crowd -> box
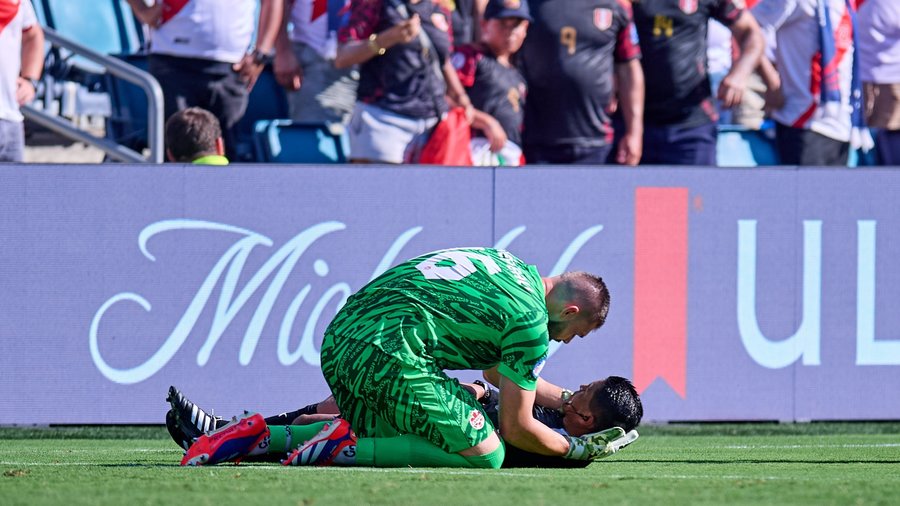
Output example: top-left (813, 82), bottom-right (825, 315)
top-left (452, 0), bottom-right (531, 166)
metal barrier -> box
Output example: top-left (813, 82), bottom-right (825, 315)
top-left (22, 27), bottom-right (164, 163)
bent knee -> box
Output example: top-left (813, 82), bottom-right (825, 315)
top-left (462, 442), bottom-right (505, 469)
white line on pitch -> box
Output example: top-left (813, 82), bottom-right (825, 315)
top-left (719, 443), bottom-right (900, 449)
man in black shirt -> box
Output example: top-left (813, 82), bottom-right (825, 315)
top-left (631, 0), bottom-right (763, 165)
top-left (519, 0), bottom-right (644, 165)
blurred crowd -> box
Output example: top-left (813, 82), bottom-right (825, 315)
top-left (1, 0), bottom-right (897, 166)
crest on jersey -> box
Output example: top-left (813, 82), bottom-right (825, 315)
top-left (468, 410), bottom-right (486, 430)
top-left (431, 12), bottom-right (449, 32)
top-left (593, 8), bottom-right (613, 31)
top-left (679, 0), bottom-right (698, 14)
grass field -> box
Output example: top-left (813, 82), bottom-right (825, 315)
top-left (2, 423), bottom-right (899, 505)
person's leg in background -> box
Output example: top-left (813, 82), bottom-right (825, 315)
top-left (641, 123), bottom-right (717, 166)
top-left (775, 123), bottom-right (849, 166)
top-left (0, 119), bottom-right (25, 162)
top-left (288, 42), bottom-right (358, 130)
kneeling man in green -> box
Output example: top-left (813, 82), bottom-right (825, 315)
top-left (183, 247), bottom-right (636, 468)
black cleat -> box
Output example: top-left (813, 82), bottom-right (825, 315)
top-left (165, 408), bottom-right (193, 451)
top-left (166, 386), bottom-right (225, 450)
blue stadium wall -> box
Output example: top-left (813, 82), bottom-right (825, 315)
top-left (3, 164), bottom-right (900, 424)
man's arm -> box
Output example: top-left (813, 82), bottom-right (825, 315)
top-left (497, 374), bottom-right (571, 456)
top-left (614, 59), bottom-right (644, 166)
top-left (443, 59), bottom-right (474, 122)
top-left (719, 10), bottom-right (765, 108)
top-left (273, 0), bottom-right (302, 90)
top-left (233, 0), bottom-right (285, 90)
top-left (16, 23), bottom-right (44, 106)
top-left (484, 366), bottom-right (568, 411)
top-left (335, 15), bottom-right (421, 68)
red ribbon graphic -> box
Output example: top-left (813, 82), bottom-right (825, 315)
top-left (633, 187), bottom-right (688, 398)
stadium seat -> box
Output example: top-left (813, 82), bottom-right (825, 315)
top-left (253, 120), bottom-right (349, 164)
top-left (40, 0), bottom-right (144, 56)
top-left (103, 53), bottom-right (151, 152)
top-left (716, 125), bottom-right (780, 167)
top-left (231, 67), bottom-right (290, 161)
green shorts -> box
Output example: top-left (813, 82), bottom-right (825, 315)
top-left (321, 333), bottom-right (495, 453)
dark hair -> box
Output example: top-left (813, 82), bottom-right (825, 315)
top-left (589, 376), bottom-right (643, 433)
top-left (563, 272), bottom-right (611, 329)
top-left (165, 107), bottom-right (222, 162)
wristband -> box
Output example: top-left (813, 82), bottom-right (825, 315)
top-left (368, 34), bottom-right (386, 56)
top-left (21, 76), bottom-right (39, 91)
top-left (472, 380), bottom-right (488, 399)
top-left (250, 48), bottom-right (275, 66)
top-left (558, 388), bottom-right (573, 413)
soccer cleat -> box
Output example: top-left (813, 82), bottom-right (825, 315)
top-left (281, 418), bottom-right (357, 466)
top-left (181, 412), bottom-right (269, 466)
top-left (166, 408), bottom-right (193, 451)
top-left (166, 385), bottom-right (225, 450)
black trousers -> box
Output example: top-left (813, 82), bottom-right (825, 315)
top-left (149, 54), bottom-right (249, 160)
top-left (775, 122), bottom-right (849, 166)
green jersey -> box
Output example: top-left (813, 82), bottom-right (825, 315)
top-left (326, 247), bottom-right (550, 390)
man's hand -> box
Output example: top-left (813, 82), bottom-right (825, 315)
top-left (717, 71), bottom-right (748, 109)
top-left (615, 131), bottom-right (642, 166)
top-left (233, 55), bottom-right (266, 91)
top-left (15, 77), bottom-right (36, 106)
top-left (274, 49), bottom-right (302, 91)
top-left (564, 427), bottom-right (639, 460)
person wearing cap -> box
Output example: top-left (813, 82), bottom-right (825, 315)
top-left (452, 0), bottom-right (531, 165)
top-left (518, 0), bottom-right (644, 165)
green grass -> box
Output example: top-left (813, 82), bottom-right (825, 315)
top-left (2, 424), bottom-right (900, 505)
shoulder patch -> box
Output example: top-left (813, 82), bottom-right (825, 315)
top-left (531, 356), bottom-right (546, 380)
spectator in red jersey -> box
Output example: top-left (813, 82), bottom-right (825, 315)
top-left (273, 0), bottom-right (359, 130)
top-left (125, 0), bottom-right (284, 160)
top-left (519, 0), bottom-right (644, 165)
top-left (752, 0), bottom-right (859, 166)
top-left (0, 0), bottom-right (43, 162)
top-left (632, 0), bottom-right (764, 166)
top-left (858, 0), bottom-right (900, 165)
top-left (452, 0), bottom-right (531, 165)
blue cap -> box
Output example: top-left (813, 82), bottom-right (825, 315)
top-left (484, 0), bottom-right (533, 22)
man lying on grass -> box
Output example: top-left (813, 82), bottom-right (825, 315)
top-left (166, 374), bottom-right (642, 468)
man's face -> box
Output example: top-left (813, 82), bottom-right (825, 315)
top-left (562, 380), bottom-right (605, 436)
top-left (548, 316), bottom-right (598, 344)
top-left (481, 17), bottom-right (529, 56)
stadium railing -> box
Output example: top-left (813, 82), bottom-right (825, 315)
top-left (23, 27), bottom-right (165, 163)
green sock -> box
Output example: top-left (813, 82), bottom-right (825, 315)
top-left (355, 434), bottom-right (505, 468)
top-left (252, 423), bottom-right (328, 455)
